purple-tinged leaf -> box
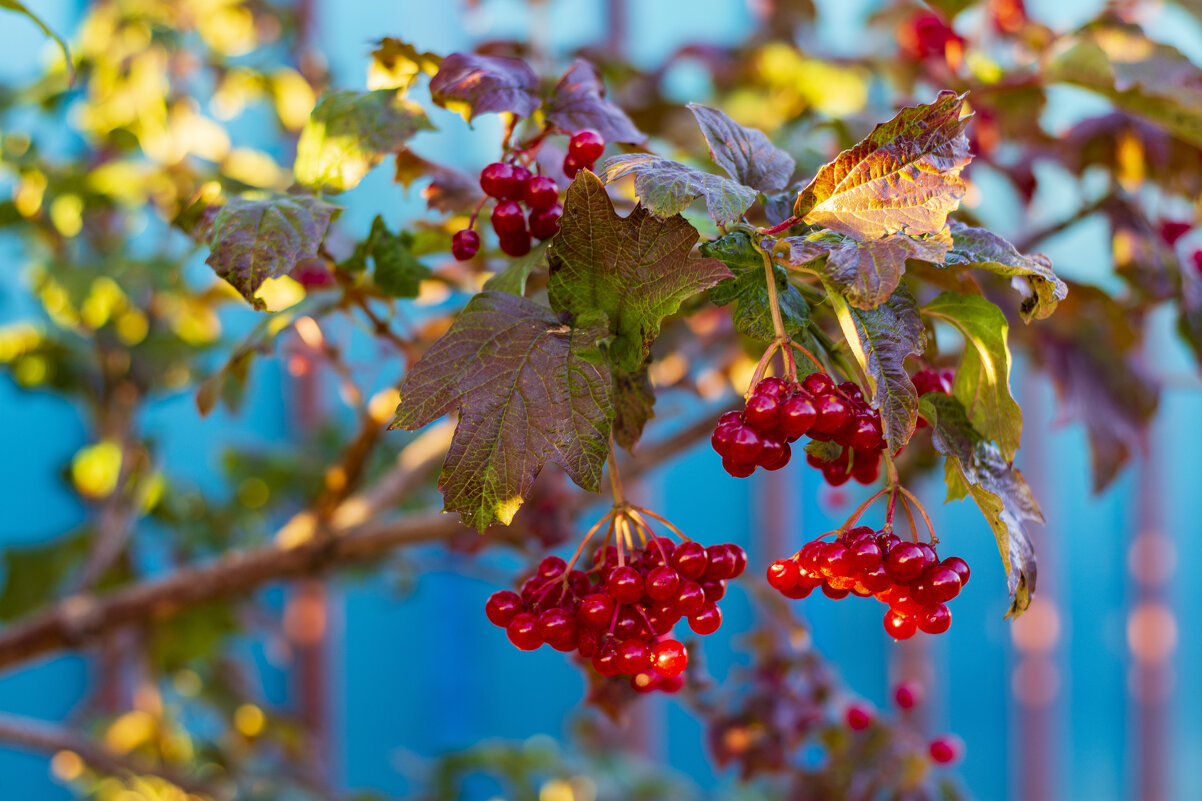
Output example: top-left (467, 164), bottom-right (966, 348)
top-left (945, 222), bottom-right (1065, 322)
top-left (548, 171), bottom-right (732, 372)
top-left (429, 52), bottom-right (539, 121)
top-left (204, 195), bottom-right (340, 311)
top-left (391, 291), bottom-right (613, 532)
top-left (793, 91), bottom-right (972, 240)
top-left (687, 103), bottom-right (796, 193)
top-left (394, 148), bottom-right (482, 214)
top-left (600, 154), bottom-right (757, 226)
top-left (545, 59), bottom-right (645, 144)
top-left (923, 393), bottom-right (1041, 617)
top-left (612, 363), bottom-right (656, 451)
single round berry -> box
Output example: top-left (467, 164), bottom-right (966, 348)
top-left (700, 578), bottom-right (726, 603)
top-left (767, 558), bottom-right (800, 591)
top-left (818, 543), bottom-right (853, 579)
top-left (780, 394), bottom-right (817, 440)
top-left (704, 545), bottom-right (737, 580)
top-left (753, 376), bottom-right (790, 399)
top-left (671, 541), bottom-right (708, 580)
top-left (722, 457), bottom-right (756, 478)
top-left (613, 606), bottom-right (647, 639)
top-left (562, 154), bottom-right (583, 179)
top-left (536, 607), bottom-right (577, 649)
top-left (757, 438), bottom-right (790, 470)
top-left (894, 681), bottom-right (923, 710)
top-left (942, 556), bottom-right (971, 586)
top-left (928, 736), bottom-right (963, 765)
top-left (851, 452), bottom-right (881, 484)
top-left (781, 583), bottom-right (813, 599)
top-left (858, 564), bottom-right (893, 594)
top-left (606, 566), bottom-right (645, 604)
top-left (688, 603), bottom-right (723, 635)
top-left (917, 565), bottom-right (963, 604)
top-left (675, 580), bottom-right (707, 617)
top-left (651, 639), bottom-right (688, 677)
top-left (485, 590), bottom-right (523, 627)
top-left (506, 613), bottom-right (543, 650)
top-left (811, 394), bottom-right (851, 435)
top-left (451, 228), bottom-right (480, 261)
top-left (883, 609), bottom-right (917, 640)
top-left (645, 601), bottom-right (681, 634)
top-left (845, 704), bottom-right (873, 731)
top-left (838, 380), bottom-right (865, 403)
top-left (848, 538), bottom-right (883, 572)
top-left (575, 628), bottom-right (600, 658)
top-left (577, 592), bottom-right (615, 628)
top-left (616, 638), bottom-right (652, 674)
top-left (744, 393), bottom-right (782, 432)
top-left (822, 584), bottom-right (850, 600)
top-left (886, 542), bottom-right (928, 582)
top-left (847, 416), bottom-right (884, 451)
top-left (505, 164), bottom-right (532, 200)
top-left (915, 542), bottom-right (938, 569)
top-left (725, 425), bottom-right (763, 464)
top-left (498, 229), bottom-right (532, 257)
top-left (491, 200), bottom-right (526, 235)
top-left (537, 555), bottom-right (567, 578)
top-left (886, 585), bottom-right (925, 616)
top-left (646, 566), bottom-right (682, 601)
top-left (727, 544), bottom-right (748, 577)
top-left (524, 175), bottom-right (560, 210)
top-left (592, 643), bottom-right (622, 676)
top-left (568, 129), bottom-right (605, 164)
top-left (802, 372), bottom-right (835, 396)
top-left (528, 203), bottom-right (562, 240)
top-left (479, 162), bottom-right (516, 198)
top-left (918, 603), bottom-right (951, 634)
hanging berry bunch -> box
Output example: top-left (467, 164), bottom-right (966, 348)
top-left (452, 128), bottom-right (606, 260)
top-left (484, 444), bottom-right (745, 695)
top-left (766, 483), bottom-right (970, 639)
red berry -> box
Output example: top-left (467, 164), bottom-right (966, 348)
top-left (616, 638), bottom-right (652, 674)
top-left (726, 425), bottom-right (763, 464)
top-left (498, 229), bottom-right (532, 257)
top-left (942, 556), bottom-right (971, 586)
top-left (505, 164), bottom-right (532, 200)
top-left (918, 603), bottom-right (951, 634)
top-left (479, 162), bottom-right (516, 198)
top-left (577, 592), bottom-right (616, 628)
top-left (802, 372), bottom-right (835, 396)
top-left (537, 555), bottom-right (566, 578)
top-left (851, 451), bottom-right (881, 484)
top-left (838, 381), bottom-right (865, 403)
top-left (485, 590), bottom-right (523, 627)
top-left (451, 229), bottom-right (480, 261)
top-left (753, 376), bottom-right (790, 399)
top-left (886, 542), bottom-right (927, 582)
top-left (727, 544), bottom-right (748, 577)
top-left (811, 394), bottom-right (850, 435)
top-left (744, 393), bottom-right (781, 432)
top-left (575, 628), bottom-right (600, 658)
top-left (524, 175), bottom-right (560, 210)
top-left (928, 736), bottom-right (963, 764)
top-left (646, 566), bottom-right (681, 600)
top-left (562, 154), bottom-right (583, 178)
top-left (886, 585), bottom-right (925, 616)
top-left (592, 643), bottom-right (622, 676)
top-left (606, 566), bottom-right (644, 604)
top-left (767, 558), bottom-right (800, 591)
top-left (781, 583), bottom-right (813, 599)
top-left (757, 438), bottom-right (790, 470)
top-left (645, 601), bottom-right (681, 634)
top-left (704, 545), bottom-right (737, 580)
top-left (506, 613), bottom-right (543, 650)
top-left (700, 578), bottom-right (726, 602)
top-left (847, 416), bottom-right (884, 451)
top-left (883, 609), bottom-right (917, 640)
top-left (818, 543), bottom-right (853, 579)
top-left (671, 541), bottom-right (709, 580)
top-left (894, 681), bottom-right (923, 709)
top-left (568, 129), bottom-right (605, 164)
top-left (822, 584), bottom-right (850, 600)
top-left (651, 639), bottom-right (688, 677)
top-left (717, 410), bottom-right (743, 427)
top-left (722, 457), bottom-right (756, 478)
top-left (528, 203), bottom-right (562, 240)
top-left (688, 603), bottom-right (723, 635)
top-left (845, 704), bottom-right (873, 730)
top-left (675, 581), bottom-right (707, 617)
top-left (858, 564), bottom-right (892, 593)
top-left (779, 394), bottom-right (817, 440)
top-left (536, 607), bottom-right (577, 649)
top-left (916, 565), bottom-right (963, 604)
top-left (491, 201), bottom-right (526, 235)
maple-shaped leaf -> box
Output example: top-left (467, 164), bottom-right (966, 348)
top-left (612, 363), bottom-right (656, 451)
top-left (703, 232), bottom-right (810, 342)
top-left (545, 59), bottom-right (646, 144)
top-left (945, 222), bottom-right (1066, 322)
top-left (547, 171), bottom-right (732, 372)
top-left (829, 285), bottom-right (925, 452)
top-left (1045, 20), bottom-right (1202, 147)
top-left (294, 90), bottom-right (434, 194)
top-left (394, 149), bottom-right (481, 214)
top-left (793, 91), bottom-right (972, 240)
top-left (923, 393), bottom-right (1042, 617)
top-left (783, 229), bottom-right (952, 309)
top-left (687, 103), bottom-right (796, 193)
top-left (429, 52), bottom-right (540, 121)
top-left (600, 154), bottom-right (756, 226)
top-left (368, 37), bottom-right (441, 92)
top-left (923, 292), bottom-right (1022, 461)
top-left (390, 291), bottom-right (613, 531)
top-left (204, 195), bottom-right (340, 311)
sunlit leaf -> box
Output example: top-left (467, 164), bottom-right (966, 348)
top-left (945, 222), bottom-right (1066, 322)
top-left (600, 154), bottom-right (757, 226)
top-left (391, 292), bottom-right (613, 531)
top-left (548, 171), bottom-right (732, 372)
top-left (429, 52), bottom-right (540, 120)
top-left (688, 103), bottom-right (795, 192)
top-left (368, 37), bottom-right (441, 92)
top-left (545, 59), bottom-right (645, 143)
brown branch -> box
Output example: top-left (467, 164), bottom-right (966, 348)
top-left (0, 711), bottom-right (233, 799)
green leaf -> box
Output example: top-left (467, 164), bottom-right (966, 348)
top-left (0, 533), bottom-right (89, 621)
top-left (391, 292), bottom-right (614, 531)
top-left (429, 52), bottom-right (540, 121)
top-left (204, 195), bottom-right (340, 311)
top-left (793, 91), bottom-right (971, 240)
top-left (828, 285), bottom-right (925, 452)
top-left (1045, 21), bottom-right (1202, 146)
top-left (483, 241), bottom-right (550, 295)
top-left (612, 363), bottom-right (656, 451)
top-left (945, 222), bottom-right (1066, 322)
top-left (702, 232), bottom-right (810, 341)
top-left (547, 171), bottom-right (732, 372)
top-left (783, 229), bottom-right (952, 309)
top-left (599, 154), bottom-right (757, 226)
top-left (923, 292), bottom-right (1022, 461)
top-left (295, 89), bottom-right (434, 194)
top-left (545, 60), bottom-right (645, 144)
top-left (687, 103), bottom-right (796, 193)
top-left (342, 216), bottom-right (430, 298)
top-left (923, 393), bottom-right (1042, 617)
top-left (0, 2), bottom-right (72, 83)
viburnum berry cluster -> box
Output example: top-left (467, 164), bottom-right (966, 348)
top-left (484, 487), bottom-right (744, 694)
top-left (451, 129), bottom-right (605, 261)
top-left (712, 369), bottom-right (885, 485)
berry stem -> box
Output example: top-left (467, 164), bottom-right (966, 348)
top-left (759, 214), bottom-right (803, 236)
top-left (758, 244), bottom-right (790, 345)
top-left (562, 509), bottom-right (615, 580)
top-left (899, 493), bottom-right (919, 542)
top-left (839, 487), bottom-right (892, 533)
top-left (466, 194), bottom-right (489, 229)
top-left (607, 437), bottom-right (626, 508)
top-left (897, 486), bottom-right (938, 543)
top-left (784, 340), bottom-right (828, 374)
top-left (748, 339), bottom-right (784, 394)
top-left (629, 505), bottom-right (688, 541)
top-left (885, 486), bottom-right (899, 529)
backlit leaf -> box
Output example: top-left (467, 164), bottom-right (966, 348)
top-left (687, 103), bottom-right (796, 192)
top-left (204, 196), bottom-right (340, 311)
top-left (368, 37), bottom-right (441, 92)
top-left (545, 59), bottom-right (645, 143)
top-left (429, 52), bottom-right (539, 121)
top-left (945, 222), bottom-right (1066, 322)
top-left (391, 292), bottom-right (613, 531)
top-left (548, 171), bottom-right (732, 372)
top-left (484, 241), bottom-right (550, 296)
top-left (600, 154), bottom-right (757, 226)
top-left (612, 363), bottom-right (656, 451)
top-left (702, 232), bottom-right (810, 341)
top-left (793, 91), bottom-right (971, 240)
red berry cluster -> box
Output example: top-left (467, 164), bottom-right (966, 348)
top-left (912, 367), bottom-right (953, 428)
top-left (766, 526), bottom-right (970, 639)
top-left (711, 373), bottom-right (885, 485)
top-left (484, 538), bottom-right (746, 692)
top-left (560, 128), bottom-right (604, 179)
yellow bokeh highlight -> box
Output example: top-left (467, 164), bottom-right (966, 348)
top-left (237, 477), bottom-right (270, 509)
top-left (0, 323), bottom-right (42, 362)
top-left (234, 703), bottom-right (266, 738)
top-left (104, 709), bottom-right (155, 754)
top-left (272, 68), bottom-right (316, 130)
top-left (50, 750), bottom-right (84, 782)
top-left (50, 194), bottom-right (84, 238)
top-left (14, 170), bottom-right (47, 218)
top-left (72, 440), bottom-right (124, 499)
top-left (223, 148), bottom-right (290, 189)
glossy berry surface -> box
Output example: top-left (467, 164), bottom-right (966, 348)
top-left (479, 162), bottom-right (516, 198)
top-left (524, 175), bottom-right (560, 209)
top-left (491, 201), bottom-right (526, 235)
top-left (528, 203), bottom-right (562, 240)
top-left (498, 229), bottom-right (532, 257)
top-left (651, 639), bottom-right (688, 677)
top-left (568, 129), bottom-right (605, 164)
top-left (451, 228), bottom-right (480, 261)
